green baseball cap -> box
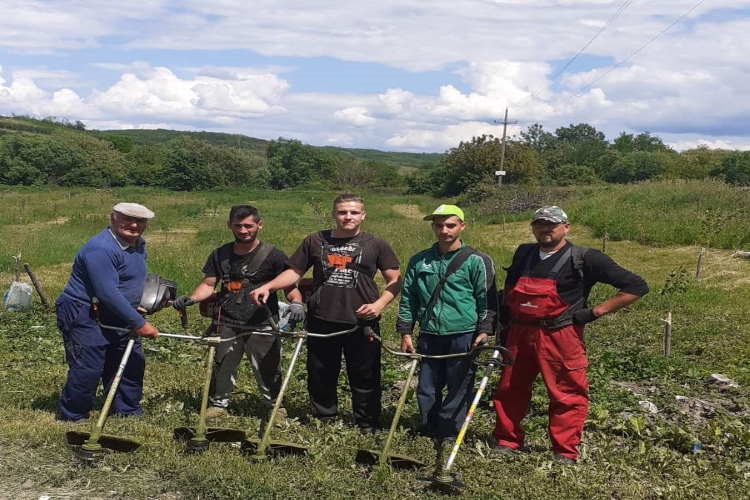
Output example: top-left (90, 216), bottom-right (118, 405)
top-left (531, 206), bottom-right (569, 224)
top-left (424, 204), bottom-right (465, 221)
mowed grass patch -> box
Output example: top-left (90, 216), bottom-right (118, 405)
top-left (0, 185), bottom-right (748, 498)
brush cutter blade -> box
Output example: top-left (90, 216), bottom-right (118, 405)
top-left (172, 427), bottom-right (246, 443)
top-left (355, 448), bottom-right (425, 469)
top-left (241, 437), bottom-right (309, 458)
top-left (66, 431), bottom-right (141, 453)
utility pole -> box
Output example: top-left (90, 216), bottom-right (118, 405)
top-left (495, 107), bottom-right (517, 186)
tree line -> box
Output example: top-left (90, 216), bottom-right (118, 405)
top-left (1, 116), bottom-right (748, 192)
top-left (406, 123), bottom-right (750, 196)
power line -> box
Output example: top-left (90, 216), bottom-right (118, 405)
top-left (575, 0), bottom-right (707, 96)
top-left (550, 0), bottom-right (635, 81)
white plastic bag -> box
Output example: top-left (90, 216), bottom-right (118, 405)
top-left (3, 281), bottom-right (33, 311)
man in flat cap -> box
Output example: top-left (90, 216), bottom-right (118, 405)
top-left (397, 204), bottom-right (497, 474)
top-left (492, 206), bottom-right (648, 463)
top-left (55, 202), bottom-right (159, 422)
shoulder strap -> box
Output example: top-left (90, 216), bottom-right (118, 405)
top-left (213, 247), bottom-right (230, 284)
top-left (570, 244), bottom-right (588, 280)
top-left (518, 243), bottom-right (537, 274)
top-left (242, 242), bottom-right (275, 279)
top-left (422, 246), bottom-right (476, 325)
top-left (549, 246), bottom-right (573, 277)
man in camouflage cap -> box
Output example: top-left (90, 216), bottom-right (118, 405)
top-left (491, 206), bottom-right (648, 463)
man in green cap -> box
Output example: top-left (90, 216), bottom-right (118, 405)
top-left (397, 204), bottom-right (497, 472)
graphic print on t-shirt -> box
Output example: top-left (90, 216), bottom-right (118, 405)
top-left (321, 240), bottom-right (362, 288)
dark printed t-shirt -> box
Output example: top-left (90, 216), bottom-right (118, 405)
top-left (287, 230), bottom-right (400, 324)
top-left (202, 242), bottom-right (288, 322)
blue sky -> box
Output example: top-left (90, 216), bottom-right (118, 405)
top-left (1, 0), bottom-right (749, 152)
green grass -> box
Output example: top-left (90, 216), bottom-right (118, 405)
top-left (0, 185), bottom-right (748, 498)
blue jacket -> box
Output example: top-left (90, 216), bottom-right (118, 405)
top-left (59, 228), bottom-right (147, 336)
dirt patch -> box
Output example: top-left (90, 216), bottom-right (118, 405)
top-left (392, 204), bottom-right (424, 219)
top-left (611, 380), bottom-right (748, 425)
top-left (5, 217), bottom-right (70, 232)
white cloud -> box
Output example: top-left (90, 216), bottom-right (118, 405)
top-left (333, 106), bottom-right (376, 126)
top-left (89, 66), bottom-right (288, 120)
top-left (2, 1), bottom-right (750, 151)
top-left (386, 121), bottom-right (510, 151)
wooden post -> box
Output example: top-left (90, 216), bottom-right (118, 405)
top-left (602, 231), bottom-right (609, 253)
top-left (695, 247), bottom-right (705, 280)
top-left (662, 311), bottom-right (672, 356)
top-left (24, 263), bottom-right (51, 310)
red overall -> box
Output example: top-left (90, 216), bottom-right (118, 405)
top-left (492, 248), bottom-right (589, 460)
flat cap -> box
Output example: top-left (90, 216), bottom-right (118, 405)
top-left (112, 202), bottom-right (155, 219)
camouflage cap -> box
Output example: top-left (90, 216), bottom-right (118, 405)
top-left (531, 206), bottom-right (568, 224)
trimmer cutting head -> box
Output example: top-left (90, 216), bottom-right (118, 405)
top-left (241, 437), bottom-right (309, 461)
top-left (355, 448), bottom-right (425, 469)
top-left (430, 473), bottom-right (466, 495)
top-left (173, 426), bottom-right (246, 444)
top-left (67, 431), bottom-right (141, 464)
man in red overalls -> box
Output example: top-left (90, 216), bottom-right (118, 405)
top-left (492, 206), bottom-right (648, 463)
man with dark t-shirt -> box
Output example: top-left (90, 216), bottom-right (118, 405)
top-left (251, 194), bottom-right (401, 433)
top-left (492, 206), bottom-right (648, 463)
top-left (173, 205), bottom-right (304, 420)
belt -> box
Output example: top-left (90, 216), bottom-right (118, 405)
top-left (510, 316), bottom-right (574, 330)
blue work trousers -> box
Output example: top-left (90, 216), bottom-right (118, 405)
top-left (416, 332), bottom-right (476, 440)
top-left (56, 299), bottom-right (145, 421)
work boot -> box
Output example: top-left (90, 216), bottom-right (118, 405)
top-left (553, 454), bottom-right (577, 465)
top-left (205, 406), bottom-right (228, 420)
top-left (491, 445), bottom-right (518, 458)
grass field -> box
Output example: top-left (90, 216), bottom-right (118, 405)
top-left (0, 184), bottom-right (748, 499)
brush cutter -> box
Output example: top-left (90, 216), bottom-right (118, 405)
top-left (242, 312), bottom-right (358, 461)
top-left (172, 340), bottom-right (247, 452)
top-left (355, 334), bottom-right (492, 470)
top-left (430, 344), bottom-right (512, 494)
top-left (355, 355), bottom-right (424, 469)
top-left (67, 335), bottom-right (142, 463)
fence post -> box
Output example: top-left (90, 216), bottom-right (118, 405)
top-left (661, 311), bottom-right (672, 356)
top-left (602, 230), bottom-right (609, 253)
top-left (695, 247), bottom-right (705, 280)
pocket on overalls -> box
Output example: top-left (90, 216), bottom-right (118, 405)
top-left (550, 327), bottom-right (588, 371)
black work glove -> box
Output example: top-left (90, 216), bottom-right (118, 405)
top-left (572, 308), bottom-right (598, 325)
top-left (172, 295), bottom-right (196, 311)
top-left (284, 301), bottom-right (306, 323)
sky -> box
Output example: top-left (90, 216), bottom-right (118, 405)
top-left (1, 0), bottom-right (749, 153)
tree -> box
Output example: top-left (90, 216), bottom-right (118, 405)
top-left (439, 135), bottom-right (541, 196)
top-left (266, 138), bottom-right (336, 189)
top-left (613, 132), bottom-right (672, 154)
top-left (552, 123), bottom-right (609, 170)
top-left (712, 151), bottom-right (750, 186)
top-left (673, 147), bottom-right (730, 180)
top-left (554, 164), bottom-right (598, 186)
top-left (603, 151), bottom-right (670, 183)
top-left (520, 123), bottom-right (556, 153)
